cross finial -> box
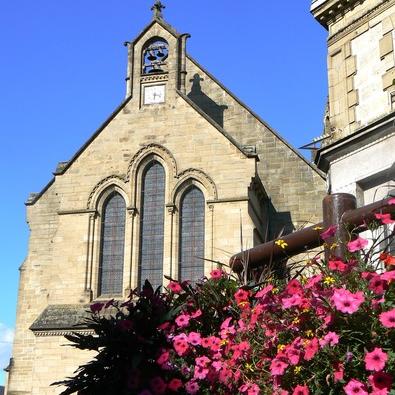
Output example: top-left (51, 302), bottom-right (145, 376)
top-left (151, 0), bottom-right (165, 19)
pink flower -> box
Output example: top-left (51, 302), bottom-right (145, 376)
top-left (167, 281), bottom-right (182, 293)
top-left (193, 365), bottom-right (209, 380)
top-left (282, 294), bottom-right (303, 309)
top-left (304, 338), bottom-right (319, 361)
top-left (188, 332), bottom-right (201, 346)
top-left (286, 347), bottom-right (301, 365)
top-left (379, 308), bottom-right (395, 328)
top-left (375, 213), bottom-right (395, 224)
top-left (292, 385), bottom-right (309, 395)
top-left (320, 225), bottom-right (337, 241)
top-left (240, 382), bottom-right (260, 395)
top-left (185, 380), bottom-right (199, 394)
top-left (369, 372), bottom-right (393, 391)
top-left (168, 378), bottom-right (183, 392)
top-left (368, 275), bottom-right (388, 295)
top-left (270, 359), bottom-right (288, 376)
top-left (333, 362), bottom-right (344, 382)
top-left (210, 269), bottom-right (224, 279)
top-left (331, 288), bottom-right (365, 314)
top-left (344, 379), bottom-right (368, 395)
top-left (255, 284), bottom-right (274, 298)
top-left (286, 279), bottom-right (303, 295)
top-left (195, 356), bottom-right (210, 367)
top-left (388, 197), bottom-right (395, 205)
top-left (365, 348), bottom-right (388, 371)
top-left (173, 334), bottom-right (189, 356)
top-left (175, 314), bottom-right (190, 328)
top-left (319, 331), bottom-right (339, 347)
top-left (328, 259), bottom-right (348, 272)
top-left (347, 237), bottom-right (368, 252)
top-left (156, 350), bottom-right (170, 365)
top-left (234, 288), bottom-right (250, 304)
top-left (190, 309), bottom-right (202, 319)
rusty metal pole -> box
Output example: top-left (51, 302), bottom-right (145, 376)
top-left (322, 193), bottom-right (357, 261)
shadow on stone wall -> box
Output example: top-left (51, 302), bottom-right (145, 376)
top-left (187, 73), bottom-right (228, 127)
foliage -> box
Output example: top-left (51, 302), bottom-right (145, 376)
top-left (54, 212), bottom-right (395, 395)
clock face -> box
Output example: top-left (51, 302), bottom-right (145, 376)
top-left (143, 85), bottom-right (165, 105)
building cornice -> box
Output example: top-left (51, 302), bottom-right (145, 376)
top-left (314, 111), bottom-right (395, 172)
top-left (328, 0), bottom-right (395, 46)
top-left (311, 0), bottom-right (366, 29)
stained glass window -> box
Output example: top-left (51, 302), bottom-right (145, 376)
top-left (98, 192), bottom-right (126, 296)
top-left (139, 161), bottom-right (166, 289)
top-left (179, 186), bottom-right (205, 283)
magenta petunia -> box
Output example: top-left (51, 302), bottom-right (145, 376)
top-left (175, 313), bottom-right (190, 328)
top-left (185, 380), bottom-right (200, 394)
top-left (304, 338), bottom-right (319, 361)
top-left (347, 236), bottom-right (369, 252)
top-left (344, 379), bottom-right (368, 395)
top-left (379, 308), bottom-right (395, 328)
top-left (168, 378), bottom-right (183, 392)
top-left (328, 259), bottom-right (348, 272)
top-left (210, 269), bottom-right (224, 279)
top-left (365, 348), bottom-right (388, 371)
top-left (187, 332), bottom-right (201, 346)
top-left (292, 385), bottom-right (309, 395)
top-left (167, 281), bottom-right (182, 293)
top-left (270, 359), bottom-right (288, 376)
top-left (331, 288), bottom-right (365, 314)
top-left (320, 225), bottom-right (337, 241)
top-left (319, 331), bottom-right (339, 347)
top-left (368, 371), bottom-right (393, 391)
top-left (375, 212), bottom-right (395, 224)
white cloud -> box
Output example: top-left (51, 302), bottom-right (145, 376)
top-left (0, 323), bottom-right (14, 371)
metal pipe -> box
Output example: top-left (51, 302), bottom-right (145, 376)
top-left (230, 195), bottom-right (395, 273)
top-left (322, 193), bottom-right (357, 260)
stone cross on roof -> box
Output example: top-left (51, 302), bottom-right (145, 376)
top-left (151, 0), bottom-right (165, 19)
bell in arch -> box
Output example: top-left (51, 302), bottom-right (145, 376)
top-left (147, 51), bottom-right (157, 61)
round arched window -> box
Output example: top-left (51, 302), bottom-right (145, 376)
top-left (142, 38), bottom-right (169, 74)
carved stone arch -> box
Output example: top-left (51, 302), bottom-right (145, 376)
top-left (171, 168), bottom-right (218, 204)
top-left (126, 143), bottom-right (177, 182)
top-left (127, 143), bottom-right (178, 208)
top-left (87, 175), bottom-right (129, 210)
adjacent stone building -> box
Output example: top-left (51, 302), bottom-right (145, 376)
top-left (5, 3), bottom-right (325, 394)
top-left (311, 0), bottom-right (395, 205)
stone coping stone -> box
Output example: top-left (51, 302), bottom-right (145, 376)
top-left (30, 304), bottom-right (92, 332)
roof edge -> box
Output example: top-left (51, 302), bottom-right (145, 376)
top-left (176, 90), bottom-right (257, 159)
top-left (131, 17), bottom-right (180, 46)
top-left (186, 54), bottom-right (326, 180)
top-left (26, 97), bottom-right (133, 206)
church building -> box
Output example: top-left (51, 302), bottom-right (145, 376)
top-left (5, 3), bottom-right (325, 394)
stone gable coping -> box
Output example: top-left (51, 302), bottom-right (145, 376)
top-left (186, 55), bottom-right (326, 180)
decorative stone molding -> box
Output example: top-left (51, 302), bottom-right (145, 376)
top-left (171, 168), bottom-right (218, 202)
top-left (327, 0), bottom-right (395, 45)
top-left (166, 203), bottom-right (176, 214)
top-left (140, 74), bottom-right (168, 83)
top-left (126, 143), bottom-right (178, 182)
top-left (87, 175), bottom-right (127, 209)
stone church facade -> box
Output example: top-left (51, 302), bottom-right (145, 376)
top-left (5, 4), bottom-right (325, 394)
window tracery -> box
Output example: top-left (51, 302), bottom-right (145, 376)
top-left (98, 192), bottom-right (126, 296)
top-left (139, 161), bottom-right (166, 289)
top-left (179, 186), bottom-right (205, 283)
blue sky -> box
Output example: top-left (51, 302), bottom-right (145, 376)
top-left (0, 0), bottom-right (328, 385)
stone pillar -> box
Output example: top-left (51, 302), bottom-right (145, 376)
top-left (178, 33), bottom-right (191, 94)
